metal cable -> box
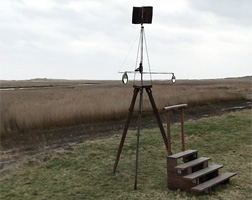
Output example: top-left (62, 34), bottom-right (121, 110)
top-left (143, 29), bottom-right (152, 85)
top-left (118, 33), bottom-right (139, 73)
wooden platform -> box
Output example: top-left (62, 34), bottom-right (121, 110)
top-left (175, 157), bottom-right (210, 171)
top-left (191, 172), bottom-right (237, 194)
top-left (168, 150), bottom-right (197, 159)
top-left (183, 165), bottom-right (223, 180)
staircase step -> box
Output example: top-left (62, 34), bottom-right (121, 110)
top-left (183, 165), bottom-right (223, 180)
top-left (175, 157), bottom-right (210, 170)
top-left (191, 172), bottom-right (237, 193)
top-left (168, 150), bottom-right (197, 159)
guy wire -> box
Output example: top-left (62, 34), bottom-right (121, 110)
top-left (143, 29), bottom-right (152, 85)
top-left (118, 33), bottom-right (139, 73)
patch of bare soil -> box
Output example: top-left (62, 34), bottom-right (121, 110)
top-left (0, 99), bottom-right (251, 168)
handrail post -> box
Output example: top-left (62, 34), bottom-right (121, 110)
top-left (167, 110), bottom-right (172, 156)
top-left (181, 107), bottom-right (185, 151)
top-left (164, 104), bottom-right (187, 156)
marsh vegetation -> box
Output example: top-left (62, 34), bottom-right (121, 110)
top-left (0, 77), bottom-right (250, 136)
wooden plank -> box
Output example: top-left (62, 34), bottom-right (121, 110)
top-left (133, 85), bottom-right (152, 89)
top-left (191, 172), bottom-right (237, 192)
top-left (175, 157), bottom-right (210, 170)
top-left (183, 165), bottom-right (223, 180)
top-left (168, 150), bottom-right (197, 159)
top-left (164, 104), bottom-right (188, 111)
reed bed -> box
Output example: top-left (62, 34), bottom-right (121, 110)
top-left (0, 78), bottom-right (250, 136)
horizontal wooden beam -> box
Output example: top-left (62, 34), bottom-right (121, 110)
top-left (164, 104), bottom-right (187, 111)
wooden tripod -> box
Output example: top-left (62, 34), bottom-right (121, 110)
top-left (113, 17), bottom-right (172, 189)
top-left (112, 84), bottom-right (169, 189)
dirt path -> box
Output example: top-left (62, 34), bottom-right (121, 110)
top-left (0, 99), bottom-right (251, 168)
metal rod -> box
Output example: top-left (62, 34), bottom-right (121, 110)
top-left (118, 71), bottom-right (174, 75)
top-left (140, 25), bottom-right (144, 86)
top-left (181, 108), bottom-right (185, 151)
top-left (134, 24), bottom-right (144, 190)
top-left (134, 87), bottom-right (143, 190)
top-left (112, 88), bottom-right (139, 175)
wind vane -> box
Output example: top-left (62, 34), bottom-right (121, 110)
top-left (112, 6), bottom-right (176, 190)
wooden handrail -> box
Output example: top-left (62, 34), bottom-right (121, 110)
top-left (164, 104), bottom-right (187, 155)
top-left (164, 104), bottom-right (187, 111)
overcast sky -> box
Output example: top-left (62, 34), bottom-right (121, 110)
top-left (0, 0), bottom-right (251, 80)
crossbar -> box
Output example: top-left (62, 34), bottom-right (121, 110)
top-left (164, 104), bottom-right (187, 110)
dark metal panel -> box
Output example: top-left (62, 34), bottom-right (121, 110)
top-left (132, 6), bottom-right (153, 24)
top-left (132, 7), bottom-right (142, 24)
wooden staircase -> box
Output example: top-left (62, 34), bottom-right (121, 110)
top-left (164, 104), bottom-right (236, 194)
top-left (167, 149), bottom-right (236, 194)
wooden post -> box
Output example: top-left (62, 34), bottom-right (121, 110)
top-left (167, 110), bottom-right (172, 155)
top-left (181, 107), bottom-right (185, 151)
top-left (146, 87), bottom-right (168, 151)
top-left (112, 88), bottom-right (139, 175)
top-left (164, 104), bottom-right (187, 155)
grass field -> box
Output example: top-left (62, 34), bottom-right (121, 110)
top-left (0, 109), bottom-right (251, 200)
top-left (0, 77), bottom-right (251, 136)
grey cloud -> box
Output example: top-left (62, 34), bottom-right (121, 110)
top-left (0, 0), bottom-right (251, 80)
top-left (156, 10), bottom-right (206, 29)
top-left (11, 0), bottom-right (130, 40)
top-left (188, 0), bottom-right (252, 26)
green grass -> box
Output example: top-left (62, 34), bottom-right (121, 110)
top-left (0, 110), bottom-right (251, 200)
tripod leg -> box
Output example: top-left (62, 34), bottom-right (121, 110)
top-left (145, 87), bottom-right (168, 151)
top-left (112, 88), bottom-right (139, 175)
top-left (134, 88), bottom-right (143, 190)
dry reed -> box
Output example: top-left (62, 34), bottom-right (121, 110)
top-left (0, 78), bottom-right (250, 135)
